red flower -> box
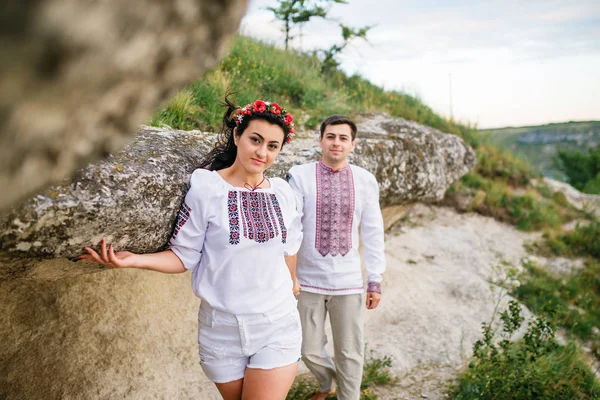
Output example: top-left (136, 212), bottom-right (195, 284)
top-left (290, 127), bottom-right (295, 134)
top-left (253, 100), bottom-right (267, 113)
top-left (271, 103), bottom-right (282, 115)
top-left (283, 112), bottom-right (294, 124)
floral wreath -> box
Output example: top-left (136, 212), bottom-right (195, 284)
top-left (235, 100), bottom-right (295, 144)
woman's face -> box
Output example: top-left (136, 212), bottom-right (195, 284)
top-left (234, 119), bottom-right (285, 176)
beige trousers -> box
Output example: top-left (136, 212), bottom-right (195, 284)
top-left (297, 291), bottom-right (364, 400)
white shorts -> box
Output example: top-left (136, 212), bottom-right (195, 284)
top-left (197, 302), bottom-right (302, 383)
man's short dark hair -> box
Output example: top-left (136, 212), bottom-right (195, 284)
top-left (319, 115), bottom-right (357, 140)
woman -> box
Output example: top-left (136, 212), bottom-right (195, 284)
top-left (80, 95), bottom-right (303, 400)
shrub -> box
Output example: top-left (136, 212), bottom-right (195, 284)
top-left (451, 300), bottom-right (600, 399)
top-left (361, 351), bottom-right (394, 389)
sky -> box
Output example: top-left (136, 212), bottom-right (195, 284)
top-left (240, 0), bottom-right (600, 129)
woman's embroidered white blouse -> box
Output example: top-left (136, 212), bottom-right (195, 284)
top-left (169, 169), bottom-right (303, 315)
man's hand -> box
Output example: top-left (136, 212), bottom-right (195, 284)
top-left (366, 291), bottom-right (381, 309)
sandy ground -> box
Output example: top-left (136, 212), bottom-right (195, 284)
top-left (299, 204), bottom-right (540, 400)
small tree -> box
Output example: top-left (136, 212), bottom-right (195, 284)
top-left (320, 24), bottom-right (372, 73)
top-left (267, 0), bottom-right (347, 50)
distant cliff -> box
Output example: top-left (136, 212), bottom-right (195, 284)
top-left (482, 121), bottom-right (600, 178)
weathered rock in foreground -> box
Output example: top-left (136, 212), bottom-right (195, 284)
top-left (0, 0), bottom-right (246, 214)
top-left (0, 114), bottom-right (476, 275)
top-left (0, 265), bottom-right (209, 400)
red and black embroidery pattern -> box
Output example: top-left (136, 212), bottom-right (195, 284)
top-left (315, 162), bottom-right (354, 256)
top-left (367, 281), bottom-right (382, 294)
top-left (230, 190), bottom-right (287, 245)
top-left (270, 193), bottom-right (287, 244)
top-left (172, 201), bottom-right (192, 239)
top-left (228, 191), bottom-right (240, 245)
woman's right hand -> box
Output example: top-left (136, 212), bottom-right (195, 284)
top-left (79, 239), bottom-right (138, 269)
top-left (292, 278), bottom-right (301, 297)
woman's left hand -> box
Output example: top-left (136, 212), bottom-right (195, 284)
top-left (292, 279), bottom-right (301, 297)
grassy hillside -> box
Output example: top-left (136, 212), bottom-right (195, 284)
top-left (481, 121), bottom-right (600, 179)
top-left (150, 36), bottom-right (476, 145)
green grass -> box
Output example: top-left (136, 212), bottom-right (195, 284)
top-left (441, 143), bottom-right (586, 231)
top-left (285, 375), bottom-right (321, 400)
top-left (530, 219), bottom-right (600, 259)
top-left (558, 221), bottom-right (600, 259)
top-left (150, 36), bottom-right (476, 146)
top-left (513, 215), bottom-right (600, 357)
top-left (475, 144), bottom-right (539, 186)
top-left (512, 257), bottom-right (600, 360)
top-left (445, 174), bottom-right (576, 232)
top-left (286, 351), bottom-right (395, 400)
top-left (149, 90), bottom-right (201, 131)
top-left (361, 352), bottom-right (395, 389)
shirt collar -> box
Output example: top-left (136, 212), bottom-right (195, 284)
top-left (318, 160), bottom-right (349, 173)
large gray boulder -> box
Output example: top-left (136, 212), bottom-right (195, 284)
top-left (0, 0), bottom-right (246, 214)
top-left (0, 113), bottom-right (476, 278)
top-left (352, 112), bottom-right (476, 206)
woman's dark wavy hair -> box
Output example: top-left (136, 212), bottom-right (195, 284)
top-left (198, 92), bottom-right (291, 171)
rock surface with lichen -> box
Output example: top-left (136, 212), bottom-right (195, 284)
top-left (0, 113), bottom-right (476, 278)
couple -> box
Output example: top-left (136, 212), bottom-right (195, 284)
top-left (80, 95), bottom-right (386, 400)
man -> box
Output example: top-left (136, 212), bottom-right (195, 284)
top-left (287, 115), bottom-right (386, 400)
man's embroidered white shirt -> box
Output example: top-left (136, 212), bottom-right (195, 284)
top-left (288, 161), bottom-right (386, 295)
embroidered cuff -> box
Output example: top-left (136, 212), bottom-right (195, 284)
top-left (367, 281), bottom-right (381, 294)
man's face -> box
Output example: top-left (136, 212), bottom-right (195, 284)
top-left (319, 124), bottom-right (356, 167)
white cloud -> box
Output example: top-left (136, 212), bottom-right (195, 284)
top-left (241, 0), bottom-right (600, 127)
